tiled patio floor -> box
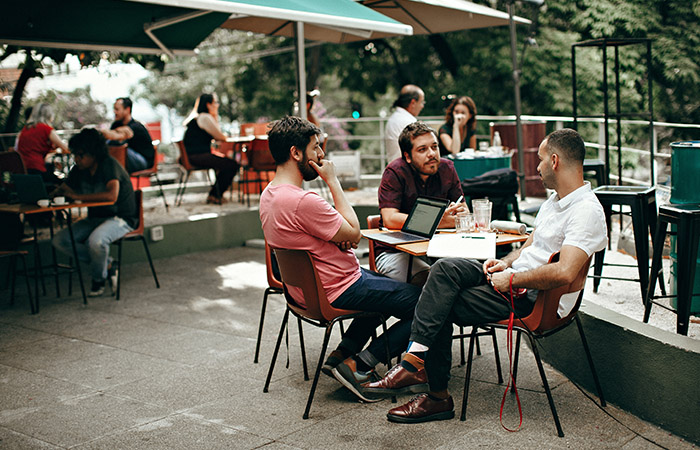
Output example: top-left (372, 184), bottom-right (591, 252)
top-left (1, 243), bottom-right (695, 449)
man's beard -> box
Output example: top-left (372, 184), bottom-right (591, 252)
top-left (298, 156), bottom-right (319, 181)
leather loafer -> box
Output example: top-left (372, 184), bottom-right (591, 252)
top-left (362, 363), bottom-right (429, 396)
top-left (387, 393), bottom-right (455, 423)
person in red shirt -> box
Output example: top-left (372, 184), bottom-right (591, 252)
top-left (16, 103), bottom-right (70, 186)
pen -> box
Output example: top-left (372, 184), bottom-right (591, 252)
top-left (461, 235), bottom-right (485, 239)
top-left (455, 195), bottom-right (464, 204)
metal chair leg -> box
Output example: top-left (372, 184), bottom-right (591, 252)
top-left (460, 327), bottom-right (478, 421)
top-left (254, 287), bottom-right (273, 364)
top-left (263, 309), bottom-right (289, 394)
top-left (489, 327), bottom-right (503, 384)
top-left (298, 317), bottom-right (309, 381)
top-left (139, 236), bottom-right (159, 288)
top-left (527, 333), bottom-right (564, 437)
top-left (302, 321), bottom-right (334, 419)
top-left (575, 316), bottom-right (606, 406)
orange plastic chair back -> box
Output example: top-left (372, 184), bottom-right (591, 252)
top-left (366, 215), bottom-right (381, 272)
top-left (499, 252), bottom-right (592, 334)
top-left (108, 144), bottom-right (127, 169)
top-left (273, 248), bottom-right (361, 323)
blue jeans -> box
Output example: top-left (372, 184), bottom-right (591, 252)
top-left (331, 268), bottom-right (420, 366)
top-left (52, 217), bottom-right (133, 282)
top-left (126, 148), bottom-right (148, 173)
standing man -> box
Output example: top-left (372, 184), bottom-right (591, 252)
top-left (376, 122), bottom-right (465, 284)
top-left (385, 85), bottom-right (425, 163)
top-left (101, 97), bottom-right (154, 173)
top-left (364, 129), bottom-right (607, 423)
top-left (52, 128), bottom-right (137, 297)
top-left (260, 116), bottom-right (420, 403)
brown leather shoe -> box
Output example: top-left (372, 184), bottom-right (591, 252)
top-left (362, 363), bottom-right (429, 396)
top-left (387, 393), bottom-right (455, 423)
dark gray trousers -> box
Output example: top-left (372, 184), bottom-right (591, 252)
top-left (410, 258), bottom-right (537, 391)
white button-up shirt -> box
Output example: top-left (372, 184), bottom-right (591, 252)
top-left (384, 107), bottom-right (416, 163)
top-left (511, 182), bottom-right (607, 316)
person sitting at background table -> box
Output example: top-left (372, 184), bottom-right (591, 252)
top-left (438, 96), bottom-right (477, 157)
top-left (101, 97), bottom-right (154, 173)
top-left (376, 122), bottom-right (465, 285)
top-left (183, 93), bottom-right (239, 205)
top-left (16, 103), bottom-right (70, 187)
top-left (52, 128), bottom-right (137, 297)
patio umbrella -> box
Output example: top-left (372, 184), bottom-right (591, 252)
top-left (0, 0), bottom-right (232, 56)
top-left (222, 0), bottom-right (529, 43)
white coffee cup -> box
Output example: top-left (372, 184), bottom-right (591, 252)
top-left (53, 196), bottom-right (66, 205)
top-left (37, 199), bottom-right (50, 207)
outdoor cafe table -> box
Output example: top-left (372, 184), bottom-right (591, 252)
top-left (362, 229), bottom-right (529, 283)
top-left (0, 200), bottom-right (115, 311)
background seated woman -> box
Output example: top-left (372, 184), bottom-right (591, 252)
top-left (438, 96), bottom-right (477, 157)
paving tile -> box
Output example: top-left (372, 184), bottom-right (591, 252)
top-left (0, 336), bottom-right (114, 373)
top-left (72, 413), bottom-right (271, 450)
top-left (0, 426), bottom-right (62, 449)
top-left (44, 348), bottom-right (188, 390)
top-left (0, 324), bottom-right (55, 351)
top-left (1, 392), bottom-right (170, 448)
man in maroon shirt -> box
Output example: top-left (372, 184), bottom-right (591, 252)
top-left (375, 122), bottom-right (466, 284)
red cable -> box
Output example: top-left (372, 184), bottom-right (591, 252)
top-left (494, 273), bottom-right (523, 432)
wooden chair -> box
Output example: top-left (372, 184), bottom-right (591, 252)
top-left (131, 142), bottom-right (169, 210)
top-left (460, 253), bottom-right (605, 437)
top-left (108, 144), bottom-right (127, 169)
top-left (254, 241), bottom-right (307, 365)
top-left (112, 190), bottom-right (160, 300)
top-left (173, 140), bottom-right (213, 206)
top-left (263, 248), bottom-right (392, 419)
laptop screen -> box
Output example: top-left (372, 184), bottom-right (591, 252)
top-left (12, 174), bottom-right (49, 204)
top-left (402, 197), bottom-right (449, 237)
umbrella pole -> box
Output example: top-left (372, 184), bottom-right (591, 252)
top-left (294, 22), bottom-right (308, 121)
top-left (508, 2), bottom-right (527, 200)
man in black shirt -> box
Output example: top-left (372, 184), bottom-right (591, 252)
top-left (53, 128), bottom-right (138, 296)
top-left (102, 97), bottom-right (154, 173)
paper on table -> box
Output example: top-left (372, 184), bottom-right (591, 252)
top-left (427, 233), bottom-right (496, 260)
top-left (490, 220), bottom-right (527, 235)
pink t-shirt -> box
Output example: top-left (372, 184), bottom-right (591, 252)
top-left (260, 183), bottom-right (362, 307)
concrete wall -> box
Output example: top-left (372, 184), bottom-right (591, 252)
top-left (538, 301), bottom-right (700, 444)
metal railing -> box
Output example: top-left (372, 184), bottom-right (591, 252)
top-left (319, 114), bottom-right (700, 189)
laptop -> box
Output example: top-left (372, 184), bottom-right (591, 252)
top-left (369, 196), bottom-right (450, 245)
top-left (12, 174), bottom-right (50, 204)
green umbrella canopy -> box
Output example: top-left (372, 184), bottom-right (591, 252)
top-left (1, 0), bottom-right (412, 55)
top-left (1, 0), bottom-right (231, 56)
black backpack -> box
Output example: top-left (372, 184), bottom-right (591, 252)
top-left (461, 168), bottom-right (519, 220)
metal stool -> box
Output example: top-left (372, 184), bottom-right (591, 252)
top-left (583, 159), bottom-right (606, 187)
top-left (644, 204), bottom-right (700, 335)
top-left (592, 185), bottom-right (658, 301)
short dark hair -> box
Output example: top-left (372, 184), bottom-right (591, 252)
top-left (544, 128), bottom-right (585, 164)
top-left (117, 97), bottom-right (133, 112)
top-left (69, 128), bottom-right (108, 162)
top-left (398, 122), bottom-right (437, 160)
top-left (393, 85), bottom-right (422, 109)
top-left (268, 116), bottom-right (321, 165)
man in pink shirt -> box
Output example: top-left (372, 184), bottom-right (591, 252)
top-left (260, 116), bottom-right (420, 403)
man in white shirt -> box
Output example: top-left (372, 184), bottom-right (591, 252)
top-left (384, 85), bottom-right (425, 162)
top-left (362, 129), bottom-right (607, 424)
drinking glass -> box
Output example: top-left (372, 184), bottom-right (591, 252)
top-left (473, 201), bottom-right (492, 232)
top-left (456, 212), bottom-right (475, 234)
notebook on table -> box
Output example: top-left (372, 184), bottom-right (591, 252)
top-left (369, 196), bottom-right (450, 246)
top-left (426, 233), bottom-right (497, 260)
top-left (12, 174), bottom-right (50, 204)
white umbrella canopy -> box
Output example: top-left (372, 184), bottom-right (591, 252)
top-left (222, 0), bottom-right (530, 43)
